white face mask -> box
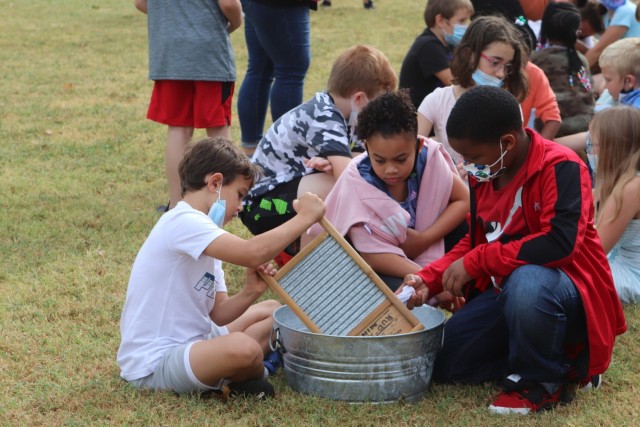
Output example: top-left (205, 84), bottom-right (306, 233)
top-left (348, 94), bottom-right (368, 143)
top-left (462, 142), bottom-right (507, 182)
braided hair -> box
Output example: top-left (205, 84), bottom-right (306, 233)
top-left (540, 2), bottom-right (591, 92)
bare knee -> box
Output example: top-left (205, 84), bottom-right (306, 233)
top-left (226, 332), bottom-right (264, 368)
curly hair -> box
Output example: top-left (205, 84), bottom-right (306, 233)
top-left (355, 90), bottom-right (417, 141)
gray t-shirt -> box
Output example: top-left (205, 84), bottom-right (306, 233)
top-left (247, 92), bottom-right (360, 202)
top-left (147, 0), bottom-right (235, 81)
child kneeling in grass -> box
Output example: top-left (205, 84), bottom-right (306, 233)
top-left (403, 86), bottom-right (626, 415)
top-left (117, 137), bottom-right (325, 399)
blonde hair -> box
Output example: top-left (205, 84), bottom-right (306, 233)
top-left (599, 37), bottom-right (640, 79)
top-left (592, 106), bottom-right (640, 225)
top-left (326, 45), bottom-right (398, 99)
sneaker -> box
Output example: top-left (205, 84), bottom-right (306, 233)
top-left (156, 202), bottom-right (170, 213)
top-left (363, 0), bottom-right (374, 9)
top-left (321, 0), bottom-right (332, 6)
top-left (578, 374), bottom-right (601, 392)
top-left (488, 374), bottom-right (573, 415)
top-left (263, 350), bottom-right (283, 376)
top-left (228, 378), bottom-right (275, 400)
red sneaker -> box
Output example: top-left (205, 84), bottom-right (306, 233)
top-left (488, 374), bottom-right (573, 415)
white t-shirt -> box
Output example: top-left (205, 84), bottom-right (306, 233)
top-left (417, 86), bottom-right (460, 163)
top-left (117, 201), bottom-right (228, 381)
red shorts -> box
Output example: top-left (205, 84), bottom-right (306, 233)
top-left (147, 80), bottom-right (234, 128)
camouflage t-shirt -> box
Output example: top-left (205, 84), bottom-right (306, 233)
top-left (530, 47), bottom-right (595, 137)
top-left (246, 92), bottom-right (356, 202)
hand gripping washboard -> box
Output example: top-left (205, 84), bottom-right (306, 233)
top-left (259, 218), bottom-right (424, 336)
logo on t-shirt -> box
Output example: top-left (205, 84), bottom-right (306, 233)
top-left (194, 272), bottom-right (217, 299)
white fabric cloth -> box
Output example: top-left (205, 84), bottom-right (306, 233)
top-left (417, 86), bottom-right (460, 163)
top-left (118, 201), bottom-right (228, 381)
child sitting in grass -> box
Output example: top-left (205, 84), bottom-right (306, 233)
top-left (403, 86), bottom-right (626, 415)
top-left (117, 137), bottom-right (325, 399)
top-left (310, 91), bottom-right (469, 292)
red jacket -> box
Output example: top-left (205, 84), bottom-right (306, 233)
top-left (417, 130), bottom-right (626, 376)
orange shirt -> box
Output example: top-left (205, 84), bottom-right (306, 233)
top-left (519, 0), bottom-right (549, 22)
top-left (521, 62), bottom-right (561, 127)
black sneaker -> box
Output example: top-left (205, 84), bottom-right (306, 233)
top-left (363, 0), bottom-right (374, 9)
top-left (321, 0), bottom-right (332, 6)
top-left (228, 378), bottom-right (275, 400)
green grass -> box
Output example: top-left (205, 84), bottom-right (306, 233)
top-left (1, 1), bottom-right (638, 425)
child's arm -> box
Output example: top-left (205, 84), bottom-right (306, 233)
top-left (584, 26), bottom-right (627, 67)
top-left (210, 264), bottom-right (275, 326)
top-left (204, 192), bottom-right (325, 268)
top-left (417, 113), bottom-right (434, 138)
top-left (539, 120), bottom-right (562, 140)
top-left (400, 172), bottom-right (469, 259)
top-left (134, 0), bottom-right (147, 13)
top-left (597, 178), bottom-right (640, 253)
top-left (434, 68), bottom-right (453, 87)
top-left (219, 0), bottom-right (242, 33)
top-left (358, 252), bottom-right (422, 279)
top-left (555, 131), bottom-right (588, 152)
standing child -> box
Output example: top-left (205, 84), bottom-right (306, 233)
top-left (117, 138), bottom-right (325, 398)
top-left (404, 86), bottom-right (625, 415)
top-left (309, 91), bottom-right (469, 291)
top-left (417, 15), bottom-right (528, 165)
top-left (134, 0), bottom-right (242, 211)
top-left (399, 0), bottom-right (474, 109)
top-left (531, 1), bottom-right (595, 137)
top-left (590, 106), bottom-right (640, 303)
top-left (240, 45), bottom-right (397, 263)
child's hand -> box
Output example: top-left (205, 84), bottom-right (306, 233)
top-left (455, 162), bottom-right (468, 181)
top-left (293, 192), bottom-right (326, 223)
top-left (442, 258), bottom-right (471, 297)
top-left (304, 156), bottom-right (333, 173)
top-left (400, 228), bottom-right (436, 259)
top-left (428, 291), bottom-right (465, 313)
top-left (399, 274), bottom-right (429, 310)
top-left (246, 263), bottom-right (277, 294)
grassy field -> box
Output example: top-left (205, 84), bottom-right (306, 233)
top-left (1, 0), bottom-right (638, 425)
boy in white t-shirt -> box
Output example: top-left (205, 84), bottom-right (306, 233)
top-left (117, 137), bottom-right (325, 399)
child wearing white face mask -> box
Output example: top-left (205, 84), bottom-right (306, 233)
top-left (241, 45), bottom-right (397, 264)
top-left (417, 15), bottom-right (528, 169)
top-left (399, 0), bottom-right (475, 109)
top-left (118, 137), bottom-right (326, 399)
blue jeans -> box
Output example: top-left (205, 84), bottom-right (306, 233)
top-left (238, 1), bottom-right (311, 148)
top-left (433, 265), bottom-right (587, 385)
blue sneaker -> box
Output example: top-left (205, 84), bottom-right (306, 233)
top-left (263, 350), bottom-right (283, 376)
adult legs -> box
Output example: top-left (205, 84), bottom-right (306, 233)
top-left (238, 2), bottom-right (310, 152)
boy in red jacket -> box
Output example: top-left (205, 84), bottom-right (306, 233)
top-left (403, 86), bottom-right (626, 415)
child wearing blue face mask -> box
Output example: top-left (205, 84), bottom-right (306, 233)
top-left (118, 137), bottom-right (325, 399)
top-left (404, 86), bottom-right (626, 415)
top-left (399, 0), bottom-right (475, 109)
top-left (417, 15), bottom-right (528, 168)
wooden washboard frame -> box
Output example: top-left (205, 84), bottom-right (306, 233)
top-left (259, 218), bottom-right (424, 336)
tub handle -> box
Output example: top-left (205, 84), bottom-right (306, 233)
top-left (269, 327), bottom-right (287, 354)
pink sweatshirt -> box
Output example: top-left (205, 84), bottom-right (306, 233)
top-left (308, 137), bottom-right (456, 266)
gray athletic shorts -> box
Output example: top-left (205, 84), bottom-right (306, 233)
top-left (129, 324), bottom-right (229, 394)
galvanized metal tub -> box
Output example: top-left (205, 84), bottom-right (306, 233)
top-left (272, 305), bottom-right (445, 403)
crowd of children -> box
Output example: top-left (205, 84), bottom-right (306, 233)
top-left (121, 0), bottom-right (638, 416)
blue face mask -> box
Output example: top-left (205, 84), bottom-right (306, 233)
top-left (444, 24), bottom-right (467, 47)
top-left (207, 188), bottom-right (226, 228)
top-left (472, 69), bottom-right (504, 88)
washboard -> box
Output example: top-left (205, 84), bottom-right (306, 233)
top-left (260, 218), bottom-right (424, 336)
